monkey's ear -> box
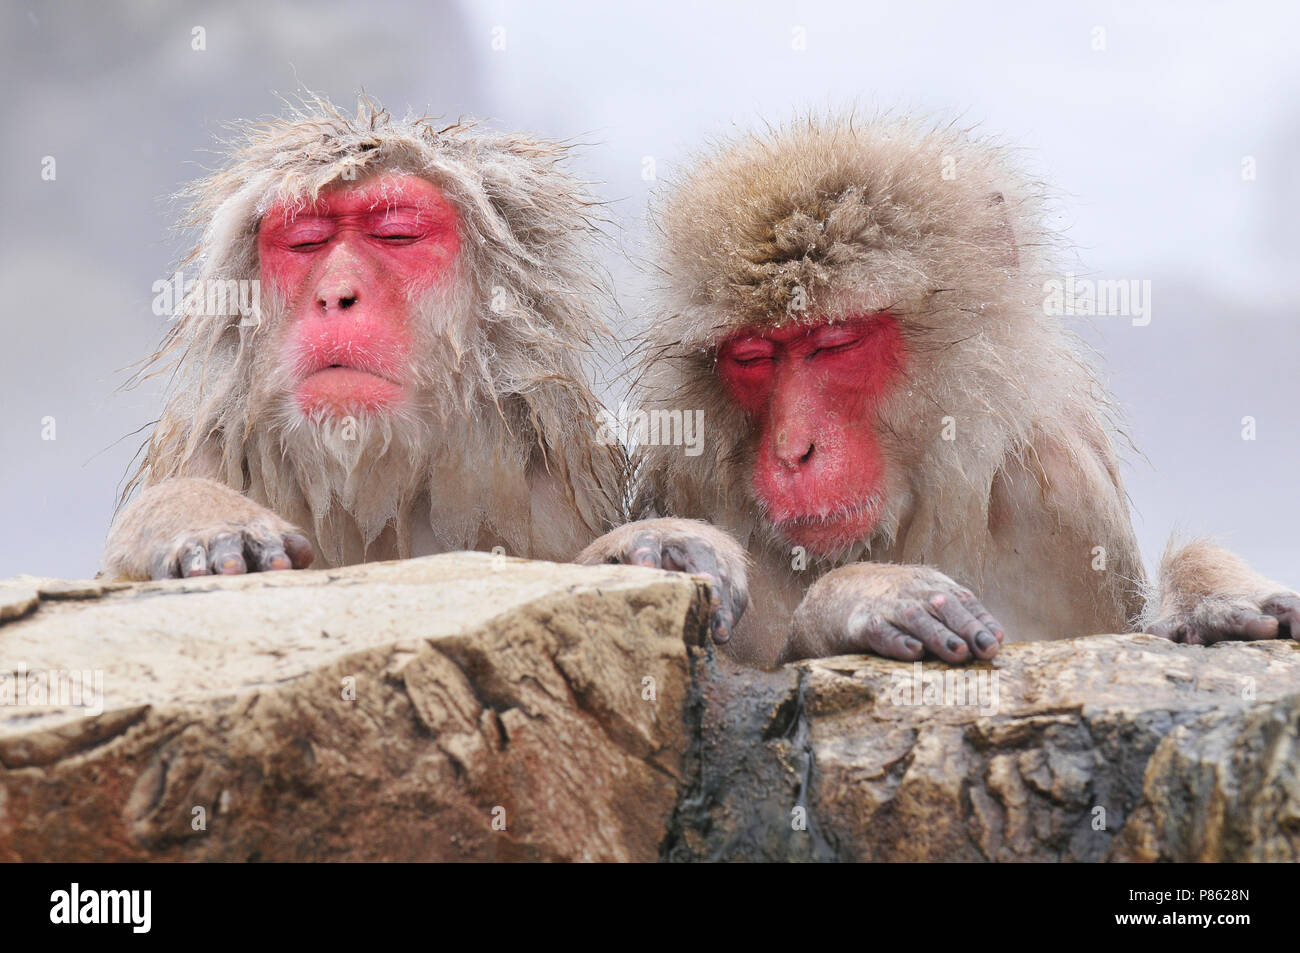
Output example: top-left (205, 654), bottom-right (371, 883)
top-left (986, 192), bottom-right (1020, 270)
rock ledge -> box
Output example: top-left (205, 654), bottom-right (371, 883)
top-left (2, 556), bottom-right (1298, 862)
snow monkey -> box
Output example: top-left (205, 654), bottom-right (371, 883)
top-left (104, 97), bottom-right (623, 580)
top-left (578, 114), bottom-right (1300, 667)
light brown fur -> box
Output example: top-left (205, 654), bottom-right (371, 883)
top-left (104, 96), bottom-right (624, 580)
top-left (584, 112), bottom-right (1295, 666)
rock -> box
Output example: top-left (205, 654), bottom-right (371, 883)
top-left (671, 634), bottom-right (1300, 861)
top-left (0, 588), bottom-right (38, 624)
top-left (1109, 693), bottom-right (1300, 861)
top-left (31, 580), bottom-right (109, 600)
top-left (0, 553), bottom-right (703, 861)
top-left (4, 555), bottom-right (1299, 862)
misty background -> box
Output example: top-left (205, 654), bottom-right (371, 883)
top-left (2, 0), bottom-right (1297, 586)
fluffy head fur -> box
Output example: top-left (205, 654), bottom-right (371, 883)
top-left (125, 96), bottom-right (624, 564)
top-left (636, 113), bottom-right (1129, 588)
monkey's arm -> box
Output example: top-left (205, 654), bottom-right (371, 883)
top-left (1144, 539), bottom-right (1300, 644)
top-left (575, 517), bottom-right (749, 643)
top-left (103, 477), bottom-right (314, 581)
top-left (782, 415), bottom-right (1137, 664)
top-left (784, 563), bottom-right (1005, 664)
top-left (980, 417), bottom-right (1147, 640)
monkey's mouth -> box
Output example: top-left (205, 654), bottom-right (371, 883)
top-left (297, 365), bottom-right (406, 415)
top-left (770, 497), bottom-right (883, 554)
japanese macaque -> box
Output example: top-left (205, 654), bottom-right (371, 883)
top-left (579, 114), bottom-right (1300, 667)
top-left (104, 98), bottom-right (623, 580)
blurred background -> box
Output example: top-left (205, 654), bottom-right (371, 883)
top-left (2, 0), bottom-right (1297, 584)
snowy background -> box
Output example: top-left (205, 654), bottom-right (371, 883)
top-left (2, 0), bottom-right (1297, 583)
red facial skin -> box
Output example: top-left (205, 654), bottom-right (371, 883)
top-left (257, 174), bottom-right (461, 417)
top-left (716, 314), bottom-right (908, 556)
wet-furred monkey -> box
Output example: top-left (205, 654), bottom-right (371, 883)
top-left (579, 114), bottom-right (1300, 668)
top-left (104, 98), bottom-right (623, 579)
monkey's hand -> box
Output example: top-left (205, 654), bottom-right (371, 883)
top-left (787, 563), bottom-right (1005, 664)
top-left (576, 517), bottom-right (749, 644)
top-left (1143, 539), bottom-right (1300, 645)
top-left (1145, 593), bottom-right (1300, 645)
top-left (104, 477), bottom-right (315, 581)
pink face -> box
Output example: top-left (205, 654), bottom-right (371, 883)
top-left (257, 174), bottom-right (461, 417)
top-left (716, 313), bottom-right (907, 555)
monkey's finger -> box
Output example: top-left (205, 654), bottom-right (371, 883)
top-left (847, 613), bottom-right (923, 661)
top-left (899, 603), bottom-right (971, 664)
top-left (1189, 608), bottom-right (1278, 644)
top-left (1260, 594), bottom-right (1300, 639)
top-left (246, 535), bottom-right (293, 572)
top-left (179, 542), bottom-right (210, 578)
top-left (1144, 619), bottom-right (1180, 641)
top-left (625, 533), bottom-right (664, 570)
top-left (928, 592), bottom-right (999, 660)
top-left (283, 533), bottom-right (315, 569)
top-left (953, 589), bottom-right (1005, 644)
top-left (209, 532), bottom-right (248, 575)
top-left (663, 540), bottom-right (737, 644)
top-left (149, 550), bottom-right (179, 580)
top-left (1221, 608), bottom-right (1279, 641)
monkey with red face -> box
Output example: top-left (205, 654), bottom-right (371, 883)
top-left (579, 114), bottom-right (1300, 666)
top-left (104, 98), bottom-right (623, 579)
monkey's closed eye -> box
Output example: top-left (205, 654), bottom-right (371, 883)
top-left (809, 339), bottom-right (865, 360)
top-left (289, 240), bottom-right (328, 252)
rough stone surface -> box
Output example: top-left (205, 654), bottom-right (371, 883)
top-left (668, 635), bottom-right (1300, 861)
top-left (0, 554), bottom-right (702, 861)
top-left (3, 557), bottom-right (1299, 863)
top-left (1109, 693), bottom-right (1300, 861)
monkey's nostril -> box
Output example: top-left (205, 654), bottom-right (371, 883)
top-left (339, 296), bottom-right (357, 309)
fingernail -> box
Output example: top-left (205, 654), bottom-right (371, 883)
top-left (946, 638), bottom-right (963, 652)
top-left (976, 632), bottom-right (995, 651)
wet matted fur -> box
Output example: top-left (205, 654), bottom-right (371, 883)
top-left (632, 113), bottom-right (1143, 617)
top-left (121, 96), bottom-right (625, 566)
